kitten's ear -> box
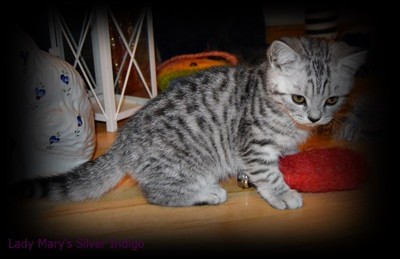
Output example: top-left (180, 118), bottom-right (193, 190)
top-left (339, 50), bottom-right (368, 75)
top-left (267, 40), bottom-right (299, 70)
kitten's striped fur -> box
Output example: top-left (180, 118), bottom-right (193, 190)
top-left (17, 37), bottom-right (366, 209)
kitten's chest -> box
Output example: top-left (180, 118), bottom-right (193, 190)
top-left (252, 118), bottom-right (309, 149)
top-left (275, 130), bottom-right (309, 149)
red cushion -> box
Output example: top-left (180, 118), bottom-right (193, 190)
top-left (280, 148), bottom-right (368, 192)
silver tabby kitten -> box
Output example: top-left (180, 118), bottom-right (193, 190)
top-left (19, 37), bottom-right (366, 209)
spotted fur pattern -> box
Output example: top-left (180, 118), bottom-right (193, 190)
top-left (18, 37), bottom-right (366, 209)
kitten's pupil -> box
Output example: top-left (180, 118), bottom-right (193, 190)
top-left (292, 95), bottom-right (306, 105)
top-left (325, 96), bottom-right (339, 106)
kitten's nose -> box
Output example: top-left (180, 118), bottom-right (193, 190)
top-left (308, 116), bottom-right (320, 123)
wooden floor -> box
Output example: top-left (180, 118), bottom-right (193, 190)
top-left (7, 121), bottom-right (382, 255)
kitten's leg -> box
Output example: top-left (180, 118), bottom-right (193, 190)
top-left (255, 175), bottom-right (303, 209)
top-left (141, 180), bottom-right (227, 207)
top-left (190, 184), bottom-right (227, 206)
top-left (242, 156), bottom-right (303, 209)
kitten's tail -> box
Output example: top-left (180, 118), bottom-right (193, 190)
top-left (11, 151), bottom-right (126, 201)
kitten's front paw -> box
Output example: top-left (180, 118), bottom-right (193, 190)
top-left (261, 189), bottom-right (303, 210)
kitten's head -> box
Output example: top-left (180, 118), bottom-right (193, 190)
top-left (266, 37), bottom-right (367, 127)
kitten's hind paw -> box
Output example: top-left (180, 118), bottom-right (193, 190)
top-left (193, 185), bottom-right (227, 206)
top-left (260, 188), bottom-right (303, 210)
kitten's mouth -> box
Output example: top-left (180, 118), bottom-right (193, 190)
top-left (294, 122), bottom-right (319, 131)
top-left (295, 119), bottom-right (332, 131)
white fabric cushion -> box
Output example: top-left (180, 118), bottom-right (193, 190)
top-left (12, 30), bottom-right (95, 181)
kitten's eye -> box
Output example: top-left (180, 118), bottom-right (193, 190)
top-left (292, 95), bottom-right (306, 105)
top-left (325, 96), bottom-right (339, 106)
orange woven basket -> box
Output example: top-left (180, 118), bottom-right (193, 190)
top-left (157, 51), bottom-right (238, 91)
